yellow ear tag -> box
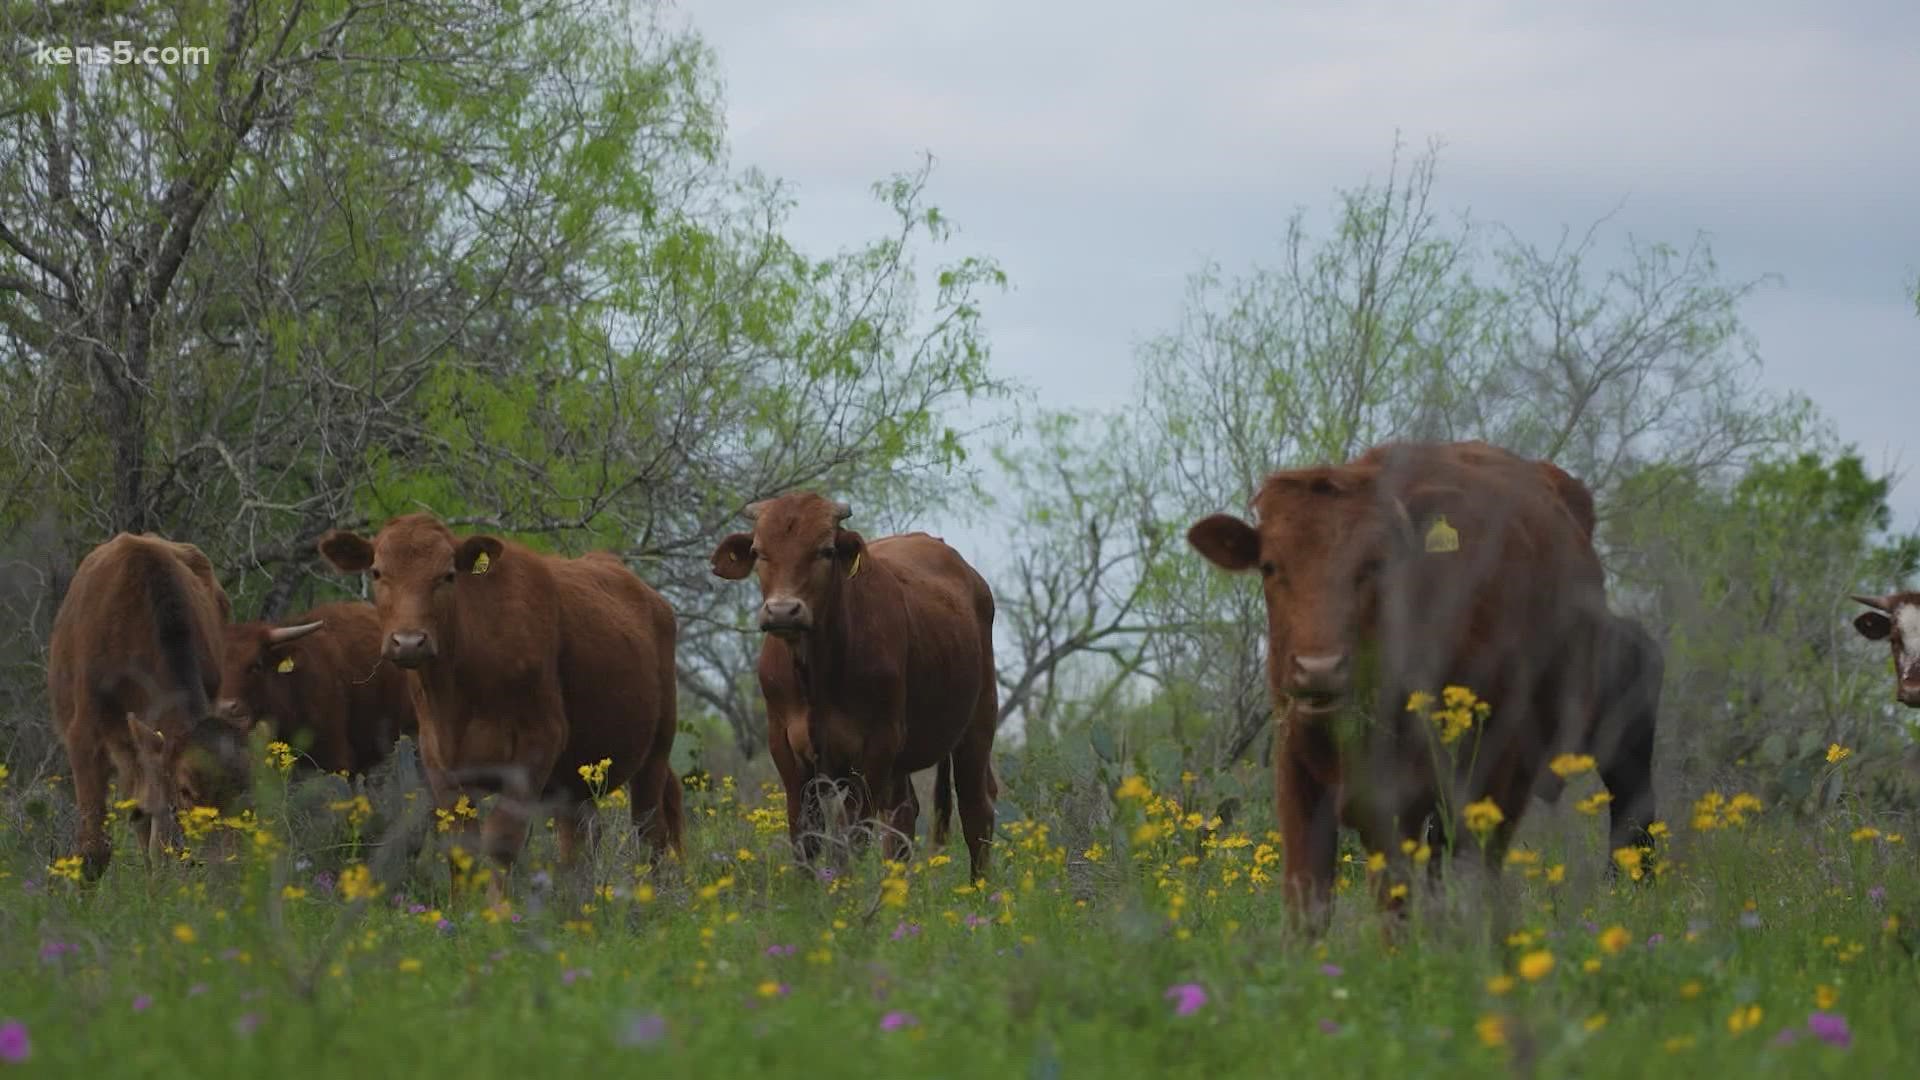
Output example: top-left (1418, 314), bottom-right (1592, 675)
top-left (1424, 515), bottom-right (1460, 554)
top-left (847, 552), bottom-right (861, 579)
top-left (471, 551), bottom-right (491, 575)
top-left (276, 655), bottom-right (296, 674)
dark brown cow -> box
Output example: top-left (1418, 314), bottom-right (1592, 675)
top-left (708, 492), bottom-right (999, 881)
top-left (317, 513), bottom-right (683, 885)
top-left (215, 601), bottom-right (419, 776)
top-left (48, 533), bottom-right (248, 878)
top-left (1527, 454), bottom-right (1661, 863)
top-left (1850, 592), bottom-right (1920, 707)
top-left (1187, 441), bottom-right (1611, 919)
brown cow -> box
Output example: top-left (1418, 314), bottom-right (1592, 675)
top-left (1850, 592), bottom-right (1920, 707)
top-left (708, 492), bottom-right (1000, 881)
top-left (1186, 441), bottom-right (1612, 920)
top-left (49, 533), bottom-right (249, 878)
top-left (317, 514), bottom-right (682, 886)
top-left (215, 601), bottom-right (419, 776)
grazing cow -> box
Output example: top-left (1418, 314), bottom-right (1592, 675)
top-left (215, 601), bottom-right (419, 776)
top-left (708, 492), bottom-right (1000, 881)
top-left (1186, 441), bottom-right (1612, 919)
top-left (1526, 454), bottom-right (1662, 861)
top-left (1533, 612), bottom-right (1662, 861)
top-left (317, 513), bottom-right (683, 884)
top-left (48, 533), bottom-right (248, 878)
top-left (1850, 592), bottom-right (1920, 707)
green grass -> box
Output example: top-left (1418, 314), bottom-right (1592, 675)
top-left (0, 753), bottom-right (1914, 1078)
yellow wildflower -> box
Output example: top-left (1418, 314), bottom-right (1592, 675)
top-left (1815, 985), bottom-right (1837, 1009)
top-left (1114, 775), bottom-right (1151, 801)
top-left (172, 924), bottom-right (196, 944)
top-left (1726, 1004), bottom-right (1763, 1035)
top-left (1517, 951), bottom-right (1554, 982)
top-left (1827, 743), bottom-right (1851, 764)
top-left (1584, 1013), bottom-right (1608, 1032)
top-left (265, 741), bottom-right (296, 772)
top-left (1851, 826), bottom-right (1881, 843)
top-left (1549, 753), bottom-right (1597, 778)
top-left (397, 958), bottom-right (423, 974)
top-left (1486, 974), bottom-right (1515, 995)
top-left (1475, 1014), bottom-right (1507, 1048)
top-left (1463, 798), bottom-right (1504, 837)
top-left (1575, 792), bottom-right (1612, 816)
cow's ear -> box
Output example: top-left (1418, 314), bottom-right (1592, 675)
top-left (1855, 610), bottom-right (1894, 641)
top-left (126, 714), bottom-right (168, 761)
top-left (455, 535), bottom-right (505, 575)
top-left (317, 530), bottom-right (374, 573)
top-left (710, 532), bottom-right (756, 580)
top-left (1187, 514), bottom-right (1261, 572)
top-left (834, 529), bottom-right (866, 576)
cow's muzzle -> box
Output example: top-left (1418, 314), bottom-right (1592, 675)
top-left (1288, 652), bottom-right (1350, 709)
top-left (384, 630), bottom-right (436, 668)
top-left (758, 597), bottom-right (812, 636)
top-left (213, 698), bottom-right (250, 726)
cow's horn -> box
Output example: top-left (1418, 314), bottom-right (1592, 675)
top-left (742, 500), bottom-right (767, 523)
top-left (266, 620), bottom-right (325, 645)
top-left (1851, 594), bottom-right (1893, 613)
top-left (832, 500), bottom-right (852, 523)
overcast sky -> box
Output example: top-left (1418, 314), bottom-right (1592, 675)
top-left (690, 0), bottom-right (1920, 530)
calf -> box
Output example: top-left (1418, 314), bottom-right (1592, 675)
top-left (48, 533), bottom-right (248, 878)
top-left (216, 601), bottom-right (419, 776)
top-left (709, 492), bottom-right (1000, 881)
top-left (1850, 592), bottom-right (1920, 707)
top-left (318, 514), bottom-right (683, 887)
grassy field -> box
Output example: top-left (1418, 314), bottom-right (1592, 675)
top-left (0, 739), bottom-right (1913, 1078)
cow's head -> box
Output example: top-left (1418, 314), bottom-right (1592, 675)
top-left (124, 713), bottom-right (251, 854)
top-left (318, 514), bottom-right (503, 669)
top-left (214, 618), bottom-right (328, 732)
top-left (708, 492), bottom-right (865, 637)
top-left (1187, 464), bottom-right (1443, 715)
top-left (1851, 592), bottom-right (1920, 707)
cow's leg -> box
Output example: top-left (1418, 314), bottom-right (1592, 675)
top-left (1277, 722), bottom-right (1338, 931)
top-left (554, 797), bottom-right (596, 866)
top-left (932, 755), bottom-right (954, 848)
top-left (626, 754), bottom-right (683, 861)
top-left (1600, 714), bottom-right (1657, 874)
top-left (69, 725), bottom-right (113, 882)
top-left (768, 708), bottom-right (820, 864)
top-left (950, 725), bottom-right (998, 884)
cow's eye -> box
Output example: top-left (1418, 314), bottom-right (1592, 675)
top-left (817, 547), bottom-right (835, 561)
top-left (369, 567), bottom-right (383, 582)
top-left (1355, 558), bottom-right (1383, 583)
top-left (442, 569), bottom-right (456, 584)
top-left (1259, 561), bottom-right (1277, 578)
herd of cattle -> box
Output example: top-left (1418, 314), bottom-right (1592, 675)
top-left (39, 441), bottom-right (1920, 920)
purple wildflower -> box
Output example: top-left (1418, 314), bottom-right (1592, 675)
top-left (1772, 1028), bottom-right (1800, 1048)
top-left (765, 944), bottom-right (798, 957)
top-left (0, 1020), bottom-right (29, 1064)
top-left (233, 1012), bottom-right (263, 1037)
top-left (38, 940), bottom-right (77, 964)
top-left (880, 1010), bottom-right (919, 1032)
top-left (312, 872), bottom-right (336, 896)
top-left (1645, 933), bottom-right (1665, 948)
top-left (1320, 964), bottom-right (1343, 978)
top-left (435, 918), bottom-right (453, 934)
top-left (891, 922), bottom-right (923, 942)
top-left (1580, 919), bottom-right (1600, 934)
top-left (1868, 885), bottom-right (1887, 904)
top-left (1164, 983), bottom-right (1208, 1017)
top-left (561, 968), bottom-right (591, 986)
top-left (187, 984), bottom-right (208, 997)
top-left (964, 915), bottom-right (989, 929)
top-left (816, 867), bottom-right (837, 883)
top-left (132, 994), bottom-right (153, 1013)
top-left (408, 904), bottom-right (427, 915)
top-left (619, 1012), bottom-right (667, 1047)
top-left (1319, 1019), bottom-right (1341, 1035)
top-left (1807, 1012), bottom-right (1852, 1049)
